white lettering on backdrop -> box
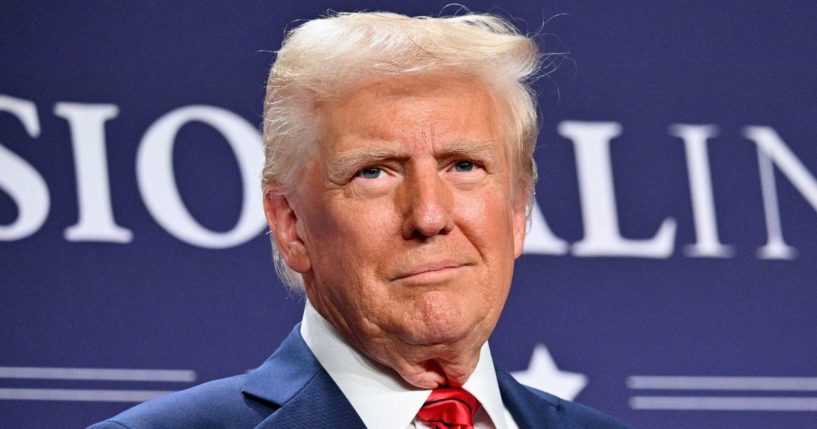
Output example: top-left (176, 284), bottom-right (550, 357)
top-left (136, 105), bottom-right (265, 248)
top-left (745, 126), bottom-right (817, 260)
top-left (0, 95), bottom-right (50, 241)
top-left (669, 124), bottom-right (734, 258)
top-left (56, 102), bottom-right (133, 243)
top-left (1, 94), bottom-right (815, 259)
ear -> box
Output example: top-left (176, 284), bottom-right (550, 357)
top-left (512, 198), bottom-right (528, 259)
top-left (263, 186), bottom-right (311, 273)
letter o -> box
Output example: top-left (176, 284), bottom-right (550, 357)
top-left (136, 105), bottom-right (264, 248)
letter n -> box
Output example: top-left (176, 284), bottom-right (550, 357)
top-left (745, 126), bottom-right (817, 259)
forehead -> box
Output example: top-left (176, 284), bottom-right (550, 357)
top-left (315, 73), bottom-right (504, 152)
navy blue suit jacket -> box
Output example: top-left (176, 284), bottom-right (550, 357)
top-left (89, 326), bottom-right (630, 428)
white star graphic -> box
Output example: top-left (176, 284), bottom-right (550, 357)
top-left (510, 344), bottom-right (588, 401)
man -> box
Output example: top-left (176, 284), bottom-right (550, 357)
top-left (91, 11), bottom-right (629, 429)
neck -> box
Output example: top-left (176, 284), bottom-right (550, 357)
top-left (363, 335), bottom-right (484, 388)
top-left (306, 298), bottom-right (487, 389)
top-left (337, 320), bottom-right (488, 389)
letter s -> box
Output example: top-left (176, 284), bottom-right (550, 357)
top-left (0, 95), bottom-right (50, 241)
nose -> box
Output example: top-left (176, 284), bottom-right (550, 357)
top-left (401, 169), bottom-right (454, 239)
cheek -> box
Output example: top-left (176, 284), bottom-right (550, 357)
top-left (456, 189), bottom-right (518, 304)
top-left (305, 197), bottom-right (397, 279)
top-left (456, 190), bottom-right (516, 247)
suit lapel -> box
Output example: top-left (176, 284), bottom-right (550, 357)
top-left (241, 325), bottom-right (366, 429)
top-left (253, 368), bottom-right (365, 429)
top-left (496, 366), bottom-right (583, 429)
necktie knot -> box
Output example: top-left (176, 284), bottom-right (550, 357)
top-left (417, 387), bottom-right (481, 429)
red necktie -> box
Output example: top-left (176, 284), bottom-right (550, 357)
top-left (416, 387), bottom-right (481, 429)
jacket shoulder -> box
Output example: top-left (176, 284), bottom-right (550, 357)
top-left (87, 373), bottom-right (274, 429)
top-left (525, 386), bottom-right (632, 429)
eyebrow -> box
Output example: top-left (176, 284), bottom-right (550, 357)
top-left (327, 145), bottom-right (408, 184)
top-left (436, 140), bottom-right (497, 161)
top-left (325, 139), bottom-right (499, 184)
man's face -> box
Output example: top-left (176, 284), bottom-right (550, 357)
top-left (270, 73), bottom-right (527, 387)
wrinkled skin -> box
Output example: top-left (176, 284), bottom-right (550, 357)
top-left (264, 73), bottom-right (527, 389)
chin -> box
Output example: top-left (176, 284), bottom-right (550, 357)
top-left (388, 291), bottom-right (489, 346)
top-left (399, 314), bottom-right (478, 346)
top-left (406, 327), bottom-right (467, 346)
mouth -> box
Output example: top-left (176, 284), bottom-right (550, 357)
top-left (392, 262), bottom-right (469, 282)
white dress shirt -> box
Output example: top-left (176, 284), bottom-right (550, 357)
top-left (300, 300), bottom-right (519, 429)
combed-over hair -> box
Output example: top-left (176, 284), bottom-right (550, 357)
top-left (263, 11), bottom-right (543, 290)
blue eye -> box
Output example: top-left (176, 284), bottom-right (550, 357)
top-left (358, 167), bottom-right (382, 179)
top-left (453, 161), bottom-right (475, 172)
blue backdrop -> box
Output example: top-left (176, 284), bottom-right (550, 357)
top-left (2, 2), bottom-right (816, 428)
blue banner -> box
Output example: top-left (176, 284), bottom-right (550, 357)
top-left (2, 2), bottom-right (816, 427)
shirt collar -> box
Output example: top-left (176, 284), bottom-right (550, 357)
top-left (300, 299), bottom-right (509, 429)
